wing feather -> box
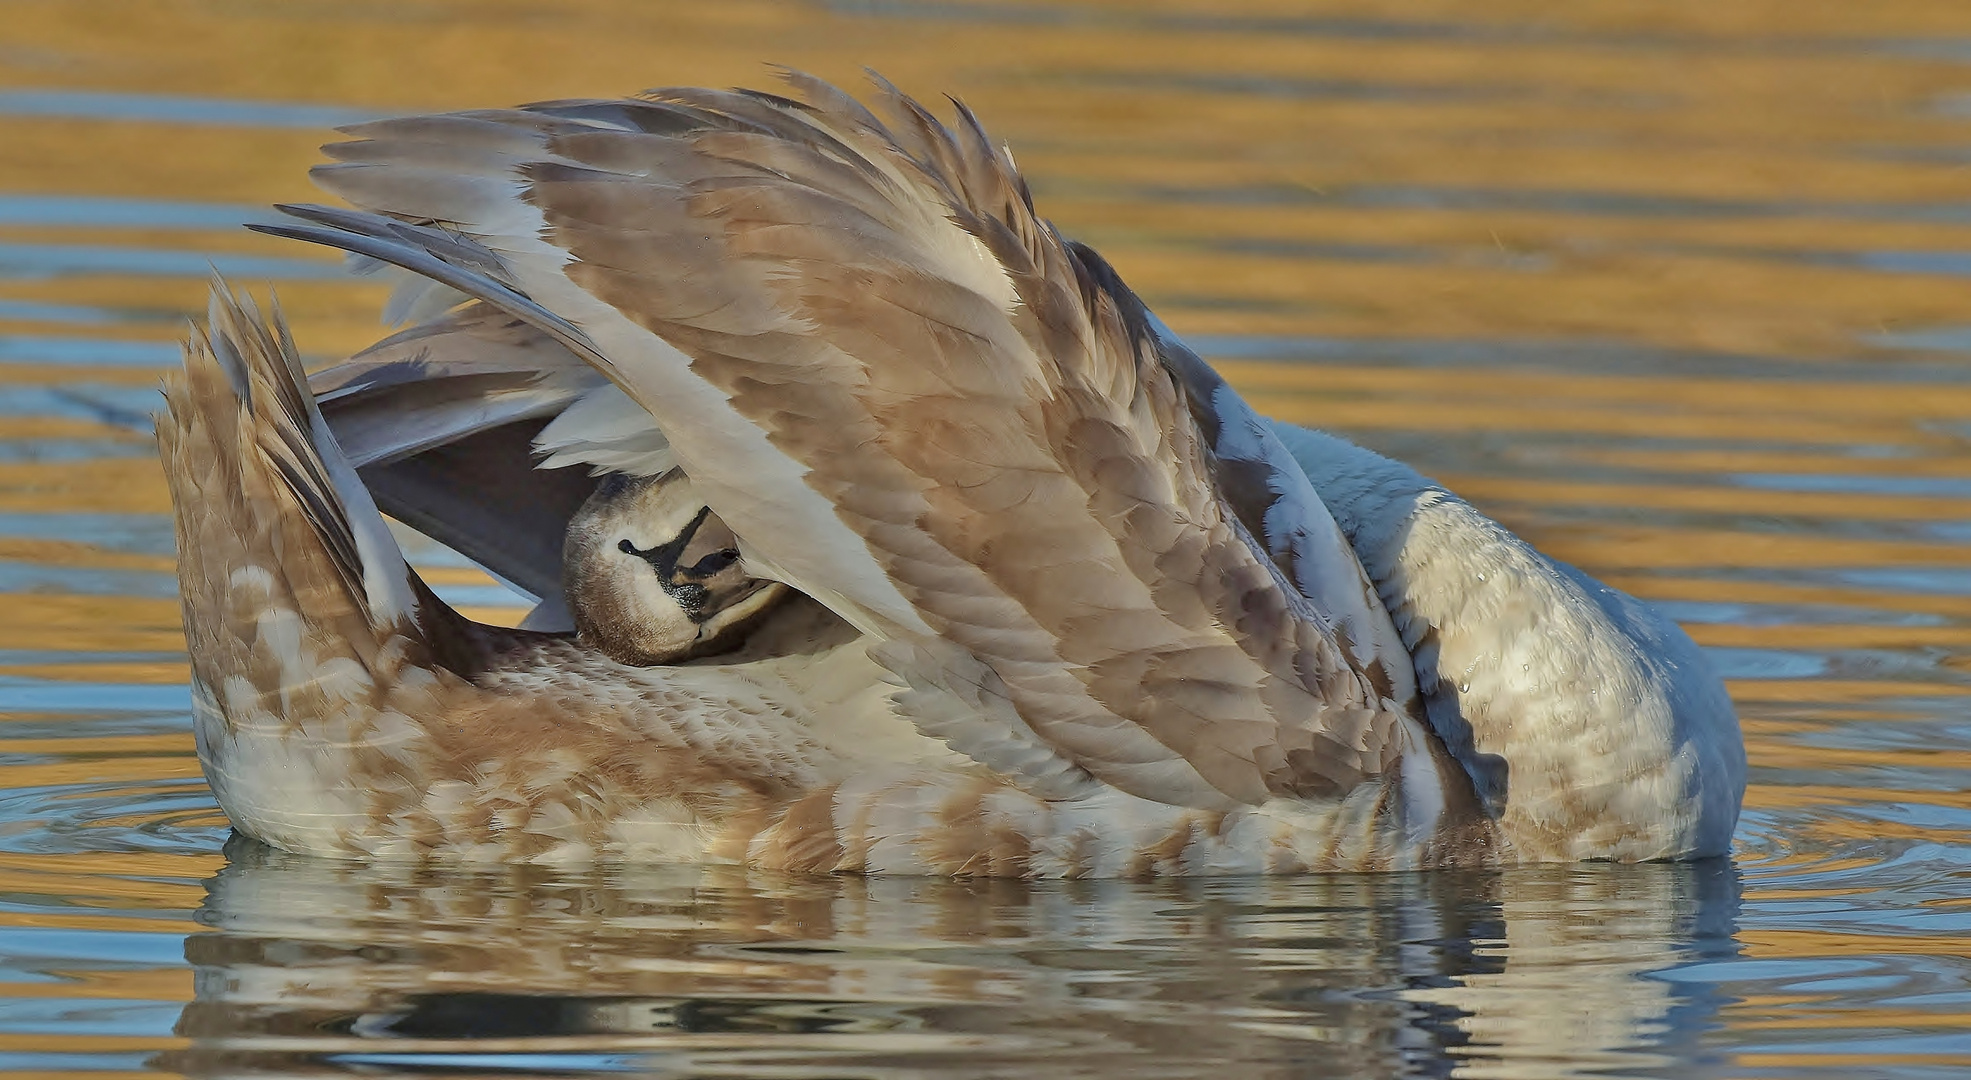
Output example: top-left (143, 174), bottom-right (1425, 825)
top-left (310, 303), bottom-right (604, 469)
top-left (271, 76), bottom-right (1451, 813)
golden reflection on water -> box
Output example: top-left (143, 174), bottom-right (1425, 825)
top-left (3, 0), bottom-right (1971, 1076)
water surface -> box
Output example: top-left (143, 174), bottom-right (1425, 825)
top-left (3, 0), bottom-right (1971, 1076)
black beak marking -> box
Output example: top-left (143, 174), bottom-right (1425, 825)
top-left (618, 506), bottom-right (736, 620)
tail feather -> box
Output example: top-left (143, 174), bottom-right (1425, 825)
top-left (160, 283), bottom-right (457, 851)
top-left (161, 283), bottom-right (425, 699)
top-left (223, 285), bottom-right (413, 629)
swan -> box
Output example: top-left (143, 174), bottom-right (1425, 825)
top-left (157, 73), bottom-right (1744, 874)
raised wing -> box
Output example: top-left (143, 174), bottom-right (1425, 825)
top-left (302, 302), bottom-right (603, 603)
top-left (261, 74), bottom-right (1441, 813)
top-left (311, 300), bottom-right (602, 470)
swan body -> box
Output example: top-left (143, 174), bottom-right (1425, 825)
top-left (158, 75), bottom-right (1743, 874)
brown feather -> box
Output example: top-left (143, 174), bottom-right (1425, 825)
top-left (280, 76), bottom-right (1462, 818)
top-left (511, 82), bottom-right (1409, 808)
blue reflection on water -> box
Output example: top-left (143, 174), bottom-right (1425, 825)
top-left (0, 195), bottom-right (261, 231)
top-left (0, 242), bottom-right (338, 282)
top-left (0, 512), bottom-right (173, 553)
top-left (0, 928), bottom-right (187, 967)
top-left (0, 89), bottom-right (386, 129)
top-left (0, 336), bottom-right (180, 367)
top-left (0, 680), bottom-right (192, 713)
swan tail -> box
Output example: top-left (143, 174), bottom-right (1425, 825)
top-left (162, 282), bottom-right (425, 651)
top-left (158, 282), bottom-right (461, 851)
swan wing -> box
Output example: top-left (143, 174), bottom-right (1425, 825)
top-left (261, 76), bottom-right (1432, 812)
top-left (299, 302), bottom-right (605, 603)
top-left (310, 300), bottom-right (603, 470)
top-left (305, 302), bottom-right (689, 603)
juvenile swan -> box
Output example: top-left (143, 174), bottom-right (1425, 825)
top-left (563, 470), bottom-right (789, 664)
top-left (158, 74), bottom-right (1743, 873)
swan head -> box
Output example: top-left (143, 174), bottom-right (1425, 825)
top-left (563, 470), bottom-right (788, 664)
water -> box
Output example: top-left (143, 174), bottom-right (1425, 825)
top-left (1, 0), bottom-right (1969, 1075)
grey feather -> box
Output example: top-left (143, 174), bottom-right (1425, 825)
top-left (311, 302), bottom-right (605, 468)
top-left (248, 207), bottom-right (612, 372)
top-left (324, 373), bottom-right (581, 469)
top-left (358, 418), bottom-right (597, 604)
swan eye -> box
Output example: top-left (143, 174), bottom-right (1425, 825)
top-left (616, 514), bottom-right (739, 622)
top-left (690, 548), bottom-right (740, 576)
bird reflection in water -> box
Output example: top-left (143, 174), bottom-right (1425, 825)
top-left (159, 839), bottom-right (1739, 1079)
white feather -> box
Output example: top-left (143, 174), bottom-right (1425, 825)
top-left (532, 383), bottom-right (676, 476)
top-left (1267, 420), bottom-right (1745, 859)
